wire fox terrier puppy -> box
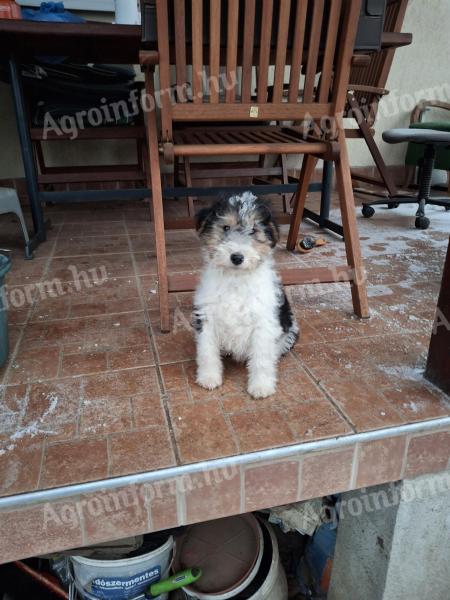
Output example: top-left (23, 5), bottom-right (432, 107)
top-left (193, 193), bottom-right (299, 399)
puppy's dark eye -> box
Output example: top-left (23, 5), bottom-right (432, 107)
top-left (250, 227), bottom-right (257, 235)
top-left (223, 225), bottom-right (230, 232)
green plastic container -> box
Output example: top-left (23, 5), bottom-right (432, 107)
top-left (0, 254), bottom-right (11, 368)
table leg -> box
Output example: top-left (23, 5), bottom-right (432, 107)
top-left (8, 55), bottom-right (46, 245)
top-left (320, 160), bottom-right (333, 227)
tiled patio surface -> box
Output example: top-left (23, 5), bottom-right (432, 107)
top-left (0, 188), bottom-right (449, 562)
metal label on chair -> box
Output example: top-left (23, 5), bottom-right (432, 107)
top-left (249, 106), bottom-right (259, 118)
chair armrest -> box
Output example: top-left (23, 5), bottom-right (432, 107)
top-left (410, 100), bottom-right (450, 124)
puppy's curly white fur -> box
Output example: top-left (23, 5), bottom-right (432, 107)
top-left (193, 193), bottom-right (299, 399)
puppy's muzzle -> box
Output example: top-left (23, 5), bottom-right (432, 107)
top-left (230, 253), bottom-right (244, 266)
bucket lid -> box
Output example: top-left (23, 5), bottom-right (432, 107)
top-left (174, 515), bottom-right (262, 595)
top-left (0, 254), bottom-right (11, 279)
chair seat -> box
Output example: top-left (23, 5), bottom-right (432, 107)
top-left (172, 126), bottom-right (328, 156)
top-left (383, 128), bottom-right (450, 146)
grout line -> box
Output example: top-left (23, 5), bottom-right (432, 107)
top-left (350, 442), bottom-right (360, 489)
top-left (290, 351), bottom-right (358, 433)
top-left (239, 464), bottom-right (246, 513)
top-left (296, 457), bottom-right (304, 500)
top-left (400, 434), bottom-right (411, 480)
top-left (123, 220), bottom-right (182, 465)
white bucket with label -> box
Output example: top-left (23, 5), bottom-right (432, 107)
top-left (70, 535), bottom-right (174, 600)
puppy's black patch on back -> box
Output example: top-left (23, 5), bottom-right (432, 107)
top-left (278, 290), bottom-right (294, 333)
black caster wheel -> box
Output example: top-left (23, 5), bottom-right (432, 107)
top-left (387, 202), bottom-right (400, 209)
top-left (362, 205), bottom-right (375, 218)
top-left (415, 216), bottom-right (430, 230)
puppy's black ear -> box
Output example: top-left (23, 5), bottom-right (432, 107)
top-left (195, 206), bottom-right (215, 236)
top-left (258, 202), bottom-right (279, 248)
top-left (265, 218), bottom-right (280, 248)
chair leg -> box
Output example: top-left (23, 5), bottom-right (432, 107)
top-left (144, 70), bottom-right (170, 332)
top-left (280, 153), bottom-right (289, 213)
top-left (183, 158), bottom-right (195, 217)
top-left (335, 130), bottom-right (370, 319)
top-left (287, 155), bottom-right (318, 251)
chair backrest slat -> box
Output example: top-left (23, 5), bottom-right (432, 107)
top-left (154, 0), bottom-right (362, 131)
top-left (303, 0), bottom-right (325, 103)
top-left (191, 0), bottom-right (204, 104)
top-left (318, 0), bottom-right (342, 102)
top-left (174, 0), bottom-right (187, 101)
top-left (209, 0), bottom-right (221, 103)
top-left (272, 0), bottom-right (291, 104)
top-left (225, 0), bottom-right (239, 103)
top-left (256, 0), bottom-right (274, 103)
top-left (288, 0), bottom-right (308, 103)
top-left (241, 0), bottom-right (256, 103)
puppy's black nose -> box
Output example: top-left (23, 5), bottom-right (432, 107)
top-left (230, 253), bottom-right (244, 265)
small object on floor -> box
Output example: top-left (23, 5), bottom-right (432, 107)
top-left (297, 237), bottom-right (327, 253)
top-left (145, 568), bottom-right (202, 598)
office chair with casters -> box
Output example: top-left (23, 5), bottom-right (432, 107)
top-left (362, 129), bottom-right (450, 229)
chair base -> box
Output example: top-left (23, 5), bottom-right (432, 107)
top-left (361, 196), bottom-right (450, 230)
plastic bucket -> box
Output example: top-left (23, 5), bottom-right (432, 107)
top-left (236, 520), bottom-right (288, 600)
top-left (71, 535), bottom-right (174, 600)
top-left (182, 520), bottom-right (287, 600)
top-left (176, 515), bottom-right (264, 600)
top-left (0, 254), bottom-right (11, 368)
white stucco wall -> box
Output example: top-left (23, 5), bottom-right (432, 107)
top-left (1, 0), bottom-right (449, 179)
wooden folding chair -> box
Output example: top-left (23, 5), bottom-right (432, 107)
top-left (141, 0), bottom-right (369, 332)
top-left (346, 0), bottom-right (411, 198)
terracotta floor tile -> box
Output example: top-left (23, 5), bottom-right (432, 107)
top-left (170, 400), bottom-right (238, 463)
top-left (80, 396), bottom-right (132, 435)
top-left (81, 485), bottom-right (150, 546)
top-left (46, 254), bottom-right (134, 281)
top-left (53, 235), bottom-right (130, 257)
top-left (321, 377), bottom-right (405, 431)
top-left (108, 427), bottom-right (176, 476)
top-left (61, 351), bottom-right (108, 377)
top-left (0, 500), bottom-right (84, 564)
top-left (132, 393), bottom-right (168, 429)
top-left (160, 362), bottom-right (191, 392)
top-left (41, 438), bottom-right (108, 488)
top-left (301, 447), bottom-right (355, 500)
top-left (230, 410), bottom-right (295, 453)
top-left (356, 436), bottom-right (407, 488)
top-left (82, 366), bottom-right (160, 401)
top-left (148, 478), bottom-right (180, 531)
top-left (381, 383), bottom-right (450, 422)
top-left (107, 344), bottom-right (155, 370)
top-left (59, 222), bottom-right (127, 237)
top-left (245, 461), bottom-right (299, 511)
top-left (5, 257), bottom-right (48, 285)
top-left (19, 379), bottom-right (81, 442)
top-left (184, 467), bottom-right (242, 524)
top-left (0, 437), bottom-right (43, 495)
top-left (152, 316), bottom-right (196, 364)
top-left (6, 346), bottom-right (62, 385)
top-left (287, 399), bottom-right (353, 441)
top-left (404, 431), bottom-right (450, 479)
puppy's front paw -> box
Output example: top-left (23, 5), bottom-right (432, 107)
top-left (247, 378), bottom-right (276, 399)
top-left (196, 371), bottom-right (223, 390)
